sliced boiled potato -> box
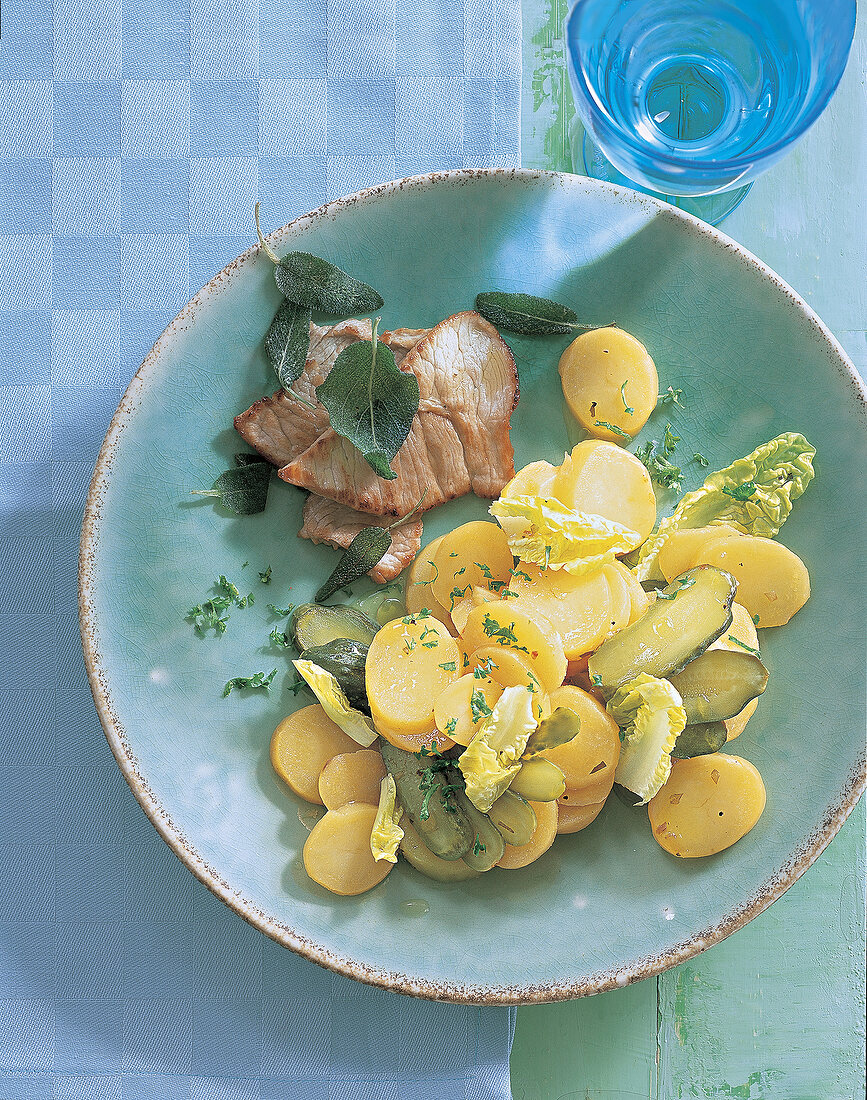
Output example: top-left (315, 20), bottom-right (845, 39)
top-left (619, 565), bottom-right (650, 624)
top-left (318, 749), bottom-right (387, 810)
top-left (557, 798), bottom-right (606, 835)
top-left (373, 720), bottom-right (455, 755)
top-left (431, 521), bottom-right (514, 611)
top-left (404, 535), bottom-right (453, 625)
top-left (696, 535), bottom-right (810, 627)
top-left (434, 673), bottom-right (503, 747)
top-left (450, 585), bottom-right (498, 635)
top-left (724, 696), bottom-right (758, 741)
top-left (497, 460), bottom-right (559, 540)
top-left (552, 441), bottom-right (657, 543)
top-left (303, 803), bottom-right (392, 894)
top-left (545, 685), bottom-right (621, 794)
top-left (648, 753), bottom-right (766, 857)
top-left (271, 704), bottom-right (361, 805)
top-left (497, 800), bottom-right (559, 869)
top-left (462, 603), bottom-right (567, 694)
top-left (468, 646), bottom-right (549, 720)
top-left (710, 601), bottom-right (760, 654)
top-left (366, 614), bottom-right (460, 740)
top-left (601, 562), bottom-right (633, 640)
top-left (558, 327), bottom-right (658, 441)
top-left (504, 563), bottom-right (612, 660)
top-left (658, 524), bottom-right (743, 583)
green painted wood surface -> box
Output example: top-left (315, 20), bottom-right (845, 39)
top-left (511, 5), bottom-right (867, 1098)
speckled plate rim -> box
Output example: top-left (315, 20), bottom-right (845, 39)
top-left (79, 167), bottom-right (867, 1006)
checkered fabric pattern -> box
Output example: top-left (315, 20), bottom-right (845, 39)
top-left (0, 0), bottom-right (520, 1095)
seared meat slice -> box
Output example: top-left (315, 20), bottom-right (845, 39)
top-left (233, 321), bottom-right (429, 466)
top-left (279, 311), bottom-right (518, 516)
top-left (299, 495), bottom-right (423, 583)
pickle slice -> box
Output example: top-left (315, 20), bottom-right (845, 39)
top-left (379, 740), bottom-right (473, 861)
top-left (487, 790), bottom-right (537, 848)
top-left (509, 758), bottom-right (567, 802)
top-left (453, 786), bottom-right (506, 872)
top-left (669, 649), bottom-right (769, 724)
top-left (588, 566), bottom-right (736, 696)
top-left (398, 819), bottom-right (480, 882)
top-left (671, 721), bottom-right (728, 760)
top-left (292, 603), bottom-right (378, 650)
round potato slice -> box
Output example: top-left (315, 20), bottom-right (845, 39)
top-left (557, 798), bottom-right (606, 834)
top-left (558, 327), bottom-right (658, 441)
top-left (468, 646), bottom-right (549, 720)
top-left (658, 524), bottom-right (743, 584)
top-left (505, 563), bottom-right (612, 660)
top-left (545, 685), bottom-right (621, 793)
top-left (710, 601), bottom-right (760, 654)
top-left (303, 803), bottom-right (391, 895)
top-left (431, 521), bottom-right (515, 611)
top-left (450, 586), bottom-right (498, 635)
top-left (696, 536), bottom-right (810, 627)
top-left (271, 704), bottom-right (362, 804)
top-left (318, 749), bottom-right (387, 810)
top-left (497, 800), bottom-right (559, 869)
top-left (497, 460), bottom-right (560, 540)
top-left (461, 603), bottom-right (567, 694)
top-left (601, 562), bottom-right (633, 640)
top-left (434, 674), bottom-right (503, 746)
top-left (404, 535), bottom-right (453, 625)
top-left (648, 753), bottom-right (766, 857)
top-left (367, 614), bottom-right (460, 740)
top-left (552, 441), bottom-right (657, 543)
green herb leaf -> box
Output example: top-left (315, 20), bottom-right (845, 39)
top-left (481, 612), bottom-right (529, 652)
top-left (315, 526), bottom-right (392, 603)
top-left (438, 661), bottom-right (457, 672)
top-left (655, 575), bottom-right (696, 601)
top-left (721, 481), bottom-right (758, 502)
top-left (473, 656), bottom-right (498, 679)
top-left (255, 204), bottom-right (383, 315)
top-left (444, 717), bottom-right (457, 735)
top-left (267, 603), bottom-right (296, 616)
top-left (259, 565), bottom-right (272, 584)
top-left (187, 575), bottom-right (251, 636)
top-left (727, 636), bottom-right (761, 657)
top-left (693, 452), bottom-right (709, 467)
top-left (662, 423), bottom-right (680, 456)
top-left (264, 298), bottom-right (312, 390)
top-left (315, 320), bottom-right (420, 479)
top-left (634, 440), bottom-right (683, 492)
top-left (470, 689), bottom-right (493, 723)
top-left (222, 669), bottom-right (278, 697)
top-left (621, 381), bottom-right (634, 415)
top-left (475, 291), bottom-right (602, 336)
top-left (269, 627), bottom-right (293, 649)
top-left (594, 419), bottom-right (632, 440)
top-left (658, 386), bottom-right (685, 408)
top-left (191, 461), bottom-right (271, 515)
top-left (472, 834), bottom-right (486, 856)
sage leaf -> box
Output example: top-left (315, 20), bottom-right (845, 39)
top-left (475, 291), bottom-right (600, 336)
top-left (265, 298), bottom-right (312, 389)
top-left (315, 321), bottom-right (420, 480)
top-left (191, 461), bottom-right (271, 515)
top-left (315, 526), bottom-right (392, 603)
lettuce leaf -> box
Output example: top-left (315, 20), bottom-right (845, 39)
top-left (292, 659), bottom-right (378, 747)
top-left (490, 494), bottom-right (641, 575)
top-left (608, 674), bottom-right (687, 803)
top-left (459, 686), bottom-right (538, 812)
top-left (633, 433), bottom-right (815, 581)
top-left (370, 775), bottom-right (404, 863)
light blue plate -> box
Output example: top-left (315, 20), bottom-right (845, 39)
top-left (80, 170), bottom-right (866, 1003)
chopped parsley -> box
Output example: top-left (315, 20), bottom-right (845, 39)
top-left (473, 656), bottom-right (498, 679)
top-left (444, 717), bottom-right (458, 736)
top-left (476, 562), bottom-right (494, 579)
top-left (634, 439), bottom-right (682, 492)
top-left (510, 568), bottom-right (532, 582)
top-left (662, 423), bottom-right (680, 456)
top-left (417, 743), bottom-right (462, 819)
top-left (413, 559), bottom-right (438, 584)
top-left (438, 660), bottom-right (457, 672)
top-left (658, 386), bottom-right (685, 408)
top-left (594, 419), bottom-right (631, 439)
top-left (693, 452), bottom-right (709, 468)
top-left (656, 576), bottom-right (696, 601)
top-left (267, 602), bottom-right (296, 616)
top-left (620, 381), bottom-right (634, 415)
top-left (421, 639), bottom-right (439, 649)
top-left (472, 834), bottom-right (486, 856)
top-left (449, 584), bottom-right (471, 610)
top-left (481, 612), bottom-right (529, 652)
top-left (269, 627), bottom-right (292, 649)
top-left (727, 636), bottom-right (761, 657)
top-left (721, 481), bottom-right (757, 501)
top-left (470, 689), bottom-right (493, 723)
top-left (590, 672), bottom-right (603, 687)
top-left (258, 565), bottom-right (272, 584)
top-left (222, 668), bottom-right (277, 697)
top-left (188, 575), bottom-right (252, 636)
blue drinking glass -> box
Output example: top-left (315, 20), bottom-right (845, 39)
top-left (565, 0), bottom-right (856, 223)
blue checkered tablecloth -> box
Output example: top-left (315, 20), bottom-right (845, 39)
top-left (0, 1), bottom-right (521, 1095)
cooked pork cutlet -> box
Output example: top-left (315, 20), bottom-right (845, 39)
top-left (280, 311), bottom-right (518, 516)
top-left (299, 495), bottom-right (423, 583)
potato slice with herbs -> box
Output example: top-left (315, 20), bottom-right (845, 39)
top-left (366, 613), bottom-right (460, 741)
top-left (434, 673), bottom-right (504, 746)
top-left (404, 535), bottom-right (453, 624)
top-left (497, 800), bottom-right (558, 869)
top-left (552, 441), bottom-right (657, 543)
top-left (462, 603), bottom-right (567, 695)
top-left (270, 704), bottom-right (362, 805)
top-left (695, 535), bottom-right (810, 627)
top-left (504, 563), bottom-right (612, 660)
top-left (468, 646), bottom-right (549, 720)
top-left (450, 585), bottom-right (498, 635)
top-left (303, 803), bottom-right (392, 894)
top-left (431, 520), bottom-right (515, 611)
top-left (318, 749), bottom-right (387, 810)
top-left (648, 753), bottom-right (766, 857)
top-left (558, 327), bottom-right (658, 441)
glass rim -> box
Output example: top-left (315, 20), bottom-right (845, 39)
top-left (565, 0), bottom-right (857, 175)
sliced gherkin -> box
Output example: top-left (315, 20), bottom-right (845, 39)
top-left (509, 758), bottom-right (567, 802)
top-left (299, 638), bottom-right (369, 713)
top-left (522, 708), bottom-right (580, 757)
top-left (452, 786), bottom-right (506, 872)
top-left (292, 603), bottom-right (378, 650)
top-left (668, 649), bottom-right (768, 723)
top-left (398, 818), bottom-right (480, 882)
top-left (671, 721), bottom-right (728, 760)
top-left (487, 790), bottom-right (536, 848)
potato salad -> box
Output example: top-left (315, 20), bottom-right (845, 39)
top-left (265, 324), bottom-right (815, 896)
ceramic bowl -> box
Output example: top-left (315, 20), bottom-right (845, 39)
top-left (80, 169), bottom-right (866, 1004)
